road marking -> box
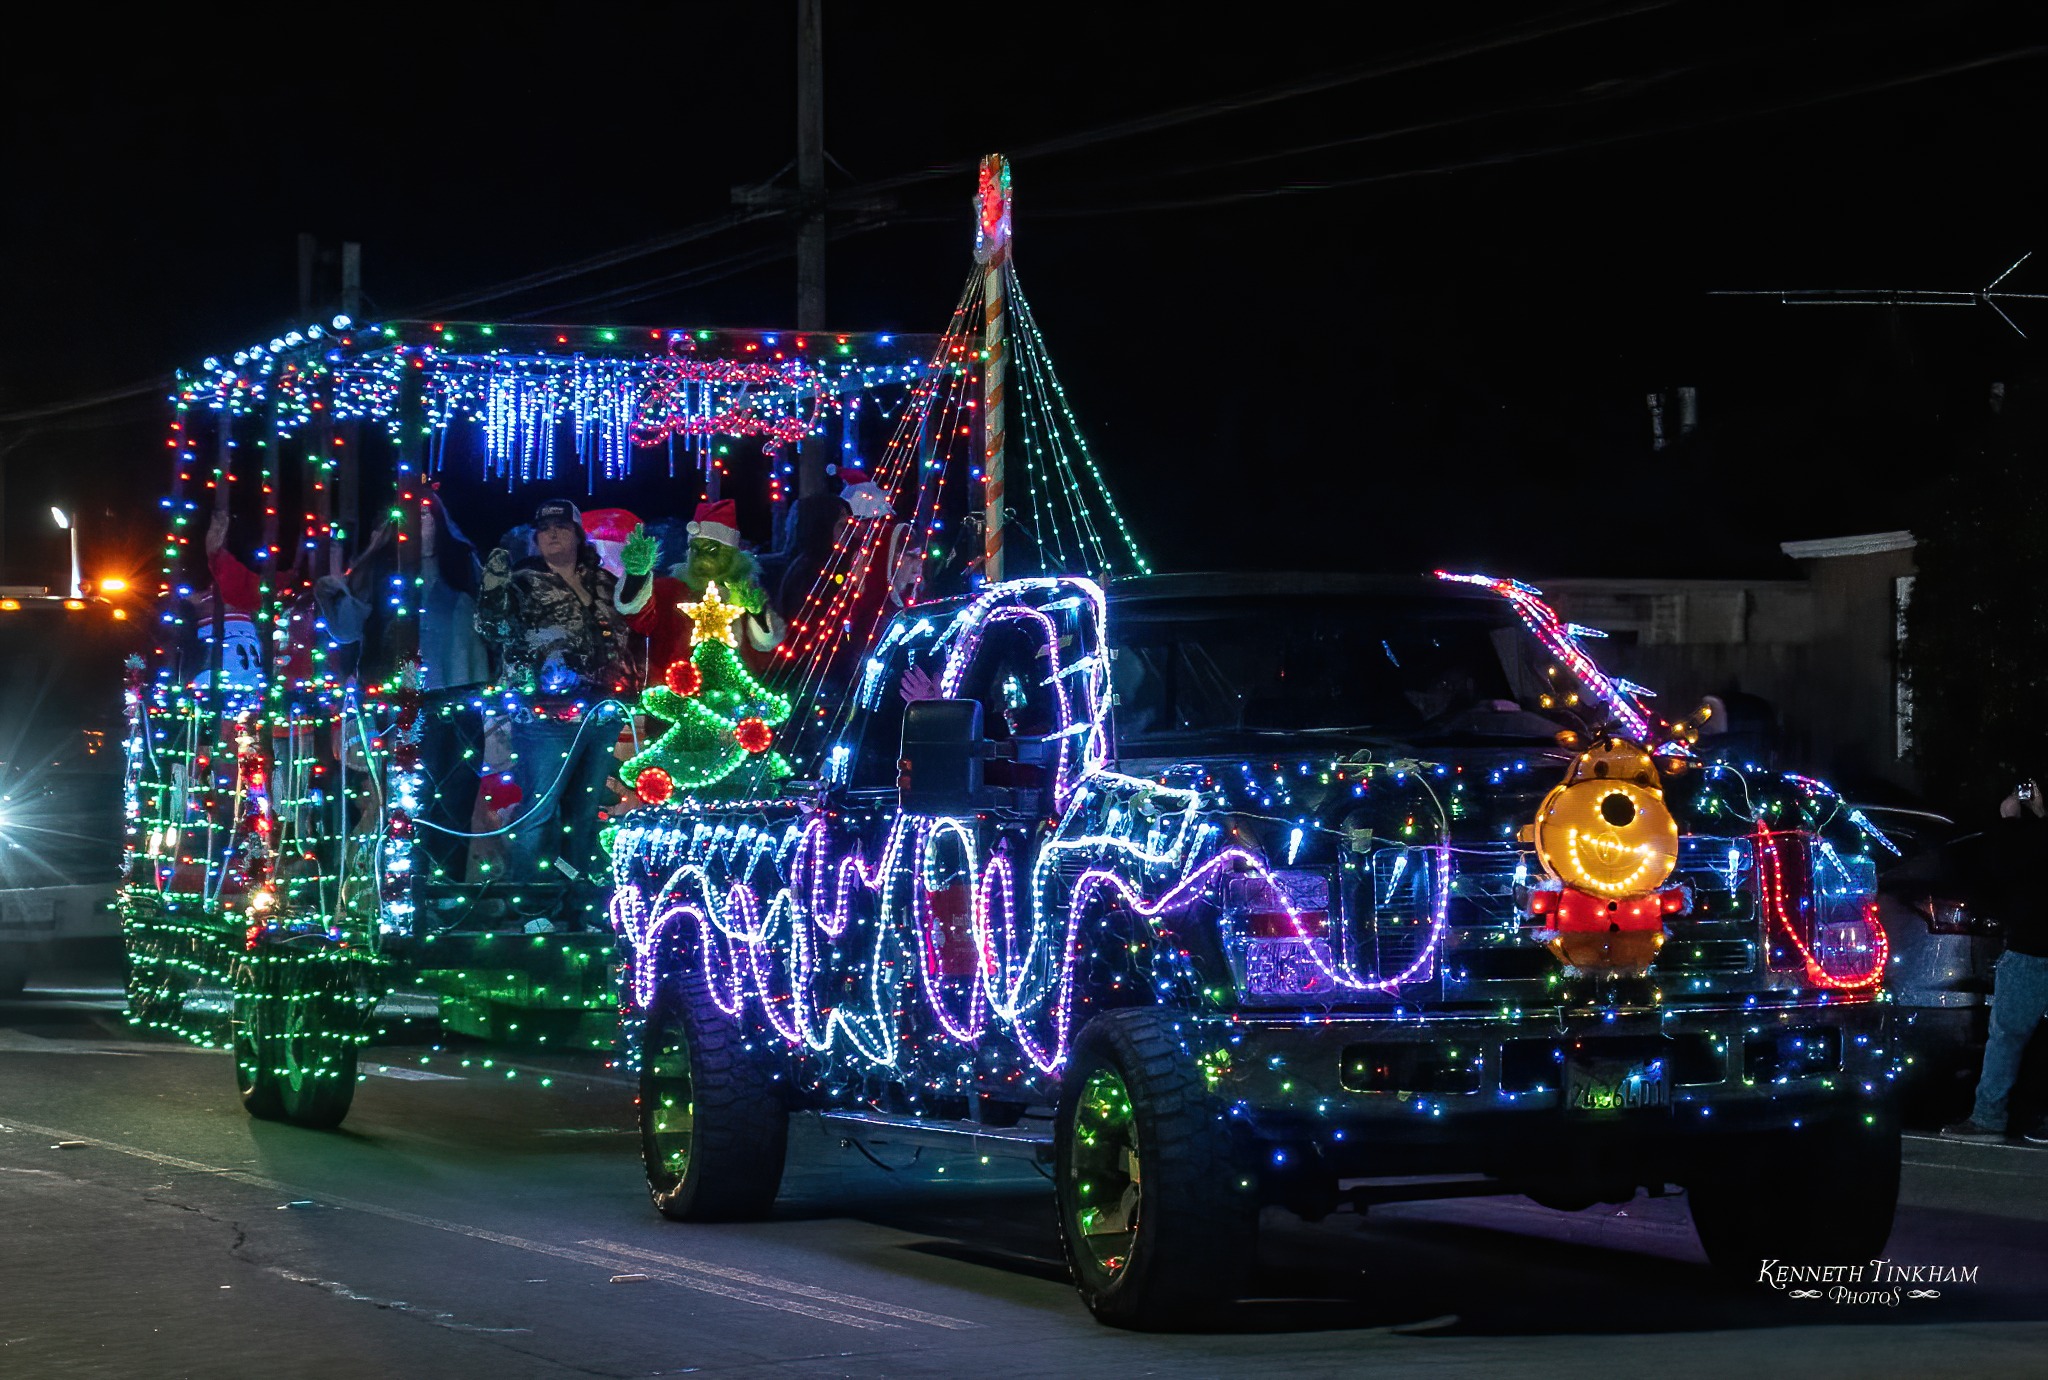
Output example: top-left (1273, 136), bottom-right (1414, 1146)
top-left (0, 1118), bottom-right (908, 1332)
top-left (578, 1239), bottom-right (982, 1330)
top-left (361, 1063), bottom-right (465, 1082)
top-left (0, 1031), bottom-right (229, 1057)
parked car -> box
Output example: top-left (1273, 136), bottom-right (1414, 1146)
top-left (1862, 804), bottom-right (2003, 1120)
top-left (610, 573), bottom-right (1904, 1327)
top-left (0, 589), bottom-right (133, 997)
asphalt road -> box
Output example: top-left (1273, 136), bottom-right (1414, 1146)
top-left (5, 964), bottom-right (2048, 1379)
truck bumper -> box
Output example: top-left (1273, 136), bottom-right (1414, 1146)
top-left (1206, 999), bottom-right (1896, 1183)
top-left (0, 884), bottom-right (119, 946)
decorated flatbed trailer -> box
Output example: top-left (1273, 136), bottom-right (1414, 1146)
top-left (117, 312), bottom-right (946, 1126)
top-left (607, 570), bottom-right (1905, 1328)
top-left (115, 154), bottom-right (1144, 1135)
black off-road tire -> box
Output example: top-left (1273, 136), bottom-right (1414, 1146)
top-left (1687, 1108), bottom-right (1901, 1280)
top-left (640, 969), bottom-right (788, 1222)
top-left (1055, 1007), bottom-right (1260, 1329)
top-left (230, 953), bottom-right (362, 1130)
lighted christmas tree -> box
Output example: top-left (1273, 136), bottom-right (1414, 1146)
top-left (623, 582), bottom-right (793, 802)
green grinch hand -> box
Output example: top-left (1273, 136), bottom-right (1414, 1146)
top-left (621, 524), bottom-right (659, 577)
top-left (727, 578), bottom-right (767, 615)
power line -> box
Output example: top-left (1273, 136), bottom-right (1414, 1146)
top-left (401, 209), bottom-right (785, 317)
top-left (511, 216), bottom-right (927, 322)
top-left (0, 3), bottom-right (2004, 425)
top-left (393, 1), bottom-right (1681, 320)
top-left (0, 4), bottom-right (1684, 423)
top-left (1055, 55), bottom-right (1724, 199)
top-left (1028, 43), bottom-right (2048, 218)
top-left (0, 377), bottom-right (168, 427)
top-left (849, 0), bottom-right (1680, 195)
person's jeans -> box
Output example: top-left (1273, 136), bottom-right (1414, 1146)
top-left (1969, 949), bottom-right (2048, 1129)
top-left (419, 701), bottom-right (484, 883)
top-left (505, 709), bottom-right (620, 886)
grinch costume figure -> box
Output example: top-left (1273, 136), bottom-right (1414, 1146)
top-left (608, 500), bottom-right (790, 808)
top-left (613, 499), bottom-right (785, 677)
top-left (617, 579), bottom-right (794, 803)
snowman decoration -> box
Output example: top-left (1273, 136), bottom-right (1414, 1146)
top-left (195, 614), bottom-right (265, 690)
top-left (1522, 737), bottom-right (1685, 973)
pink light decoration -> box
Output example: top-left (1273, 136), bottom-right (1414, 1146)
top-left (610, 578), bottom-right (1456, 1077)
top-left (1434, 570), bottom-right (1651, 739)
top-left (1752, 825), bottom-right (1888, 991)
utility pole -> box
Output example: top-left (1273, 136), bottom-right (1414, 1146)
top-left (341, 242), bottom-right (362, 321)
top-left (298, 232), bottom-right (318, 322)
top-left (733, 1), bottom-right (896, 501)
top-left (796, 0), bottom-right (826, 332)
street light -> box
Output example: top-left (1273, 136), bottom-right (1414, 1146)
top-left (49, 507), bottom-right (80, 599)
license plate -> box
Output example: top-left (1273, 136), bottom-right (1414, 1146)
top-left (1565, 1057), bottom-right (1670, 1112)
top-left (0, 893), bottom-right (57, 934)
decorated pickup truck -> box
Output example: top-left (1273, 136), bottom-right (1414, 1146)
top-left (608, 570), bottom-right (1901, 1328)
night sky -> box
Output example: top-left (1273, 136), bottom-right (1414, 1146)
top-left (2, 2), bottom-right (2040, 588)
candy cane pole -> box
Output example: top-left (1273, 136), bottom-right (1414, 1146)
top-left (975, 154), bottom-right (1013, 584)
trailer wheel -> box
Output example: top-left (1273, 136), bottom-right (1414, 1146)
top-left (123, 943), bottom-right (189, 1030)
top-left (1687, 1108), bottom-right (1900, 1280)
top-left (231, 953), bottom-right (362, 1130)
top-left (639, 969), bottom-right (787, 1221)
top-left (1055, 1008), bottom-right (1259, 1329)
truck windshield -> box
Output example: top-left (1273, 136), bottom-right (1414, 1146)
top-left (1110, 593), bottom-right (1558, 747)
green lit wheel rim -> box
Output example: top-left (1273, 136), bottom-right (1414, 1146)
top-left (276, 991), bottom-right (332, 1097)
top-left (644, 1014), bottom-right (697, 1193)
top-left (231, 956), bottom-right (360, 1127)
top-left (1068, 1064), bottom-right (1143, 1281)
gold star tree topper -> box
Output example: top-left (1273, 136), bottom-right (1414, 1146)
top-left (680, 580), bottom-right (741, 648)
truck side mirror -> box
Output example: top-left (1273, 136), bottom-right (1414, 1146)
top-left (898, 698), bottom-right (988, 815)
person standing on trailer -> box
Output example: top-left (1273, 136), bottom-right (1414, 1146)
top-left (476, 499), bottom-right (638, 906)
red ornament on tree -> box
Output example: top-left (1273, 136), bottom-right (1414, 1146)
top-left (636, 766), bottom-right (675, 805)
top-left (665, 660), bottom-right (702, 696)
top-left (734, 717), bottom-right (773, 755)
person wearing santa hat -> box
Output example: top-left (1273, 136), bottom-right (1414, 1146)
top-left (835, 466), bottom-right (895, 520)
top-left (615, 498), bottom-right (784, 679)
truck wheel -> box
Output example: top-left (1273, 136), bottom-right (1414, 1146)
top-left (1055, 1008), bottom-right (1259, 1329)
top-left (230, 955), bottom-right (361, 1130)
top-left (640, 970), bottom-right (787, 1221)
top-left (1687, 1110), bottom-right (1900, 1279)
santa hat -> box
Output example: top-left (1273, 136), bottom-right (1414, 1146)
top-left (479, 771), bottom-right (522, 812)
top-left (580, 508), bottom-right (640, 544)
top-left (687, 498), bottom-right (742, 548)
top-left (837, 467), bottom-right (894, 519)
top-left (580, 507), bottom-right (642, 578)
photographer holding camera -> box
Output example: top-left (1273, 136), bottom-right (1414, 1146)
top-left (1945, 776), bottom-right (2048, 1143)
